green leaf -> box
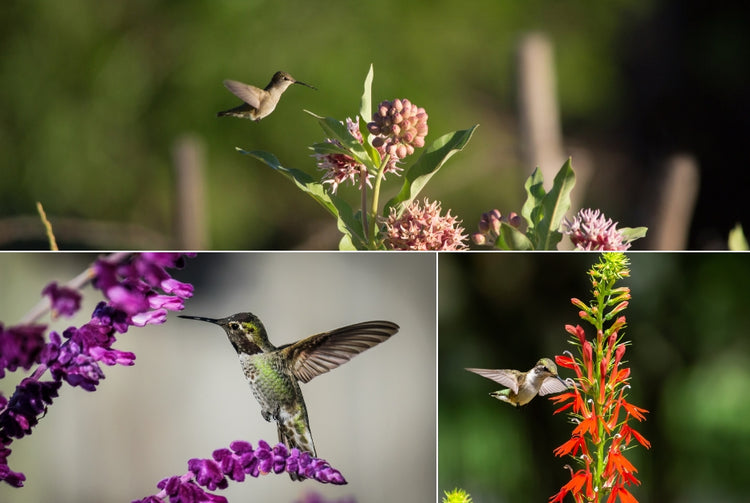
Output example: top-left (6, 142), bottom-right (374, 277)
top-left (359, 64), bottom-right (374, 125)
top-left (535, 158), bottom-right (576, 250)
top-left (314, 115), bottom-right (377, 172)
top-left (385, 125), bottom-right (478, 215)
top-left (521, 167), bottom-right (546, 231)
top-left (238, 148), bottom-right (367, 249)
top-left (620, 226), bottom-right (648, 243)
top-left (729, 223), bottom-right (748, 251)
top-left (309, 141), bottom-right (351, 156)
top-left (493, 222), bottom-right (534, 250)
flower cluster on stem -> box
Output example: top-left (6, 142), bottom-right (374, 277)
top-left (549, 253), bottom-right (650, 503)
top-left (562, 209), bottom-right (631, 251)
top-left (381, 198), bottom-right (468, 250)
top-left (0, 253), bottom-right (193, 488)
top-left (314, 117), bottom-right (374, 194)
top-left (133, 440), bottom-right (347, 503)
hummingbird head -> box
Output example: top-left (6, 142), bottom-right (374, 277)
top-left (178, 312), bottom-right (269, 355)
top-left (534, 357), bottom-right (559, 377)
top-left (530, 357), bottom-right (568, 388)
top-left (271, 71), bottom-right (317, 90)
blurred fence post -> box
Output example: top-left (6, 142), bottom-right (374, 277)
top-left (172, 134), bottom-right (207, 249)
top-left (650, 154), bottom-right (700, 250)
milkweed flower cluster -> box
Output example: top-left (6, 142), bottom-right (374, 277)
top-left (548, 253), bottom-right (650, 503)
top-left (563, 209), bottom-right (630, 251)
top-left (381, 198), bottom-right (468, 250)
top-left (133, 440), bottom-right (347, 503)
top-left (314, 117), bottom-right (374, 194)
top-left (367, 98), bottom-right (428, 161)
top-left (0, 253), bottom-right (193, 488)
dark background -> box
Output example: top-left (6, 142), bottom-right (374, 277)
top-left (1, 1), bottom-right (748, 249)
top-left (439, 252), bottom-right (750, 502)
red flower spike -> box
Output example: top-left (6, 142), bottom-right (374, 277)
top-left (551, 254), bottom-right (648, 503)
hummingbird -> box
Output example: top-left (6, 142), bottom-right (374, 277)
top-left (179, 312), bottom-right (398, 479)
top-left (466, 358), bottom-right (571, 408)
top-left (216, 71), bottom-right (316, 121)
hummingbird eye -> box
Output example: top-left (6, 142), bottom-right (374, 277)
top-left (229, 322), bottom-right (240, 330)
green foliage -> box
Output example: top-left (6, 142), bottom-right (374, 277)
top-left (244, 65), bottom-right (477, 250)
top-left (493, 159), bottom-right (576, 250)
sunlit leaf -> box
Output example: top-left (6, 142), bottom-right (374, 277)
top-left (385, 125), bottom-right (478, 215)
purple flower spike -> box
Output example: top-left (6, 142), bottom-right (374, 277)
top-left (135, 439), bottom-right (347, 502)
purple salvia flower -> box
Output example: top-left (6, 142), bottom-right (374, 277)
top-left (42, 282), bottom-right (82, 318)
top-left (0, 324), bottom-right (47, 378)
top-left (135, 440), bottom-right (347, 503)
top-left (0, 443), bottom-right (25, 488)
top-left (130, 309), bottom-right (168, 327)
top-left (1, 253), bottom-right (194, 489)
top-left (0, 379), bottom-right (61, 441)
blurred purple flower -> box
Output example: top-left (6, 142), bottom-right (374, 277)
top-left (42, 283), bottom-right (82, 318)
top-left (0, 324), bottom-right (47, 378)
top-left (1, 253), bottom-right (194, 488)
top-left (297, 493), bottom-right (357, 503)
top-left (134, 440), bottom-right (347, 503)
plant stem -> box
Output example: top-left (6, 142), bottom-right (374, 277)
top-left (369, 154), bottom-right (390, 245)
top-left (360, 166), bottom-right (369, 242)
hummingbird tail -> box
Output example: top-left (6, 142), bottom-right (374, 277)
top-left (277, 411), bottom-right (317, 481)
top-left (216, 104), bottom-right (256, 119)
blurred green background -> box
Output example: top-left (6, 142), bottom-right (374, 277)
top-left (439, 253), bottom-right (750, 502)
top-left (2, 1), bottom-right (748, 249)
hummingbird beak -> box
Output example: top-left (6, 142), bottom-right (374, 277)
top-left (293, 80), bottom-right (317, 90)
top-left (178, 315), bottom-right (221, 325)
top-left (554, 374), bottom-right (569, 387)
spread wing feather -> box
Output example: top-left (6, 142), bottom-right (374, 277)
top-left (283, 321), bottom-right (399, 383)
top-left (465, 368), bottom-right (519, 394)
top-left (538, 376), bottom-right (571, 396)
top-left (223, 79), bottom-right (262, 109)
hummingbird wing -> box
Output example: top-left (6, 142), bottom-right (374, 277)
top-left (538, 376), bottom-right (571, 396)
top-left (465, 368), bottom-right (520, 394)
top-left (223, 79), bottom-right (262, 109)
top-left (281, 321), bottom-right (399, 383)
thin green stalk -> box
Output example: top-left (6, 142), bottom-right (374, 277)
top-left (360, 166), bottom-right (369, 242)
top-left (369, 154), bottom-right (390, 246)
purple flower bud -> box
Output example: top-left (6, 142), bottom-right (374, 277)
top-left (42, 283), bottom-right (82, 318)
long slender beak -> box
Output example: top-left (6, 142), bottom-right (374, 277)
top-left (556, 375), bottom-right (575, 388)
top-left (178, 315), bottom-right (220, 325)
top-left (293, 80), bottom-right (317, 90)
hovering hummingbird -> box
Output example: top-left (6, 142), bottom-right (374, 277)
top-left (217, 71), bottom-right (316, 121)
top-left (179, 312), bottom-right (398, 479)
top-left (466, 358), bottom-right (571, 408)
